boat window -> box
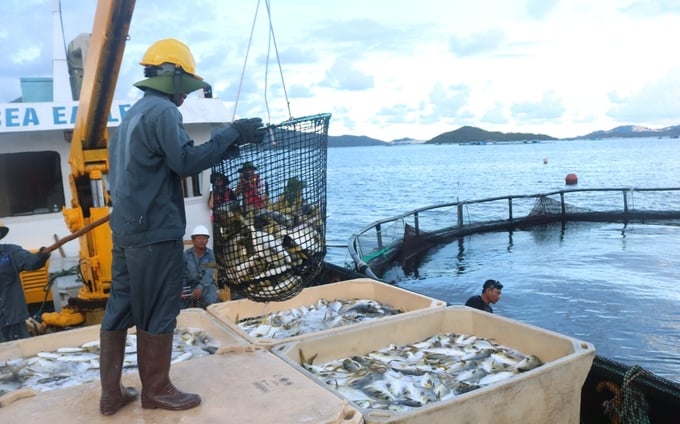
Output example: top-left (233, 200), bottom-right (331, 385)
top-left (182, 173), bottom-right (203, 198)
top-left (0, 151), bottom-right (65, 217)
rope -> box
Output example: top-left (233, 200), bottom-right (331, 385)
top-left (232, 0), bottom-right (260, 121)
top-left (233, 0), bottom-right (292, 122)
top-left (58, 0), bottom-right (68, 63)
top-left (264, 0), bottom-right (292, 121)
top-left (32, 265), bottom-right (79, 320)
top-left (597, 365), bottom-right (652, 424)
top-left (619, 366), bottom-right (651, 424)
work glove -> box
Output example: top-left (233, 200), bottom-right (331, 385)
top-left (231, 118), bottom-right (266, 145)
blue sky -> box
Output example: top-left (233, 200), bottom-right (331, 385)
top-left (2, 0), bottom-right (680, 140)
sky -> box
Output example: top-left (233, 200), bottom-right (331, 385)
top-left (2, 0), bottom-right (680, 141)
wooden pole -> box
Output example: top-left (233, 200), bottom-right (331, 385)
top-left (43, 214), bottom-right (110, 254)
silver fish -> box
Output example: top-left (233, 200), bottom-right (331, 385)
top-left (304, 331), bottom-right (543, 412)
top-left (479, 370), bottom-right (516, 386)
top-left (363, 380), bottom-right (396, 401)
top-left (516, 355), bottom-right (543, 372)
top-left (2, 327), bottom-right (217, 393)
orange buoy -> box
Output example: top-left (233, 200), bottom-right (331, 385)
top-left (565, 173), bottom-right (578, 185)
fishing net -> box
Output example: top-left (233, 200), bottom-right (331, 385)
top-left (586, 355), bottom-right (680, 424)
top-left (527, 195), bottom-right (591, 217)
top-left (210, 113), bottom-right (331, 302)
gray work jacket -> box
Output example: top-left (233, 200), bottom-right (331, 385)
top-left (109, 90), bottom-right (237, 247)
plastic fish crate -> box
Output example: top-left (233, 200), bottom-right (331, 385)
top-left (206, 278), bottom-right (447, 349)
top-left (272, 306), bottom-right (595, 424)
top-left (0, 308), bottom-right (247, 362)
top-left (3, 338), bottom-right (364, 423)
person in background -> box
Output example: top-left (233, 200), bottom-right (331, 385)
top-left (181, 225), bottom-right (218, 309)
top-left (234, 161), bottom-right (267, 213)
top-left (465, 279), bottom-right (503, 313)
top-left (0, 220), bottom-right (50, 342)
top-left (273, 176), bottom-right (307, 213)
top-left (207, 172), bottom-right (236, 214)
top-left (101, 38), bottom-right (264, 416)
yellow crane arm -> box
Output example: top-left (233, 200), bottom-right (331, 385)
top-left (68, 0), bottom-right (136, 179)
top-left (44, 0), bottom-right (137, 328)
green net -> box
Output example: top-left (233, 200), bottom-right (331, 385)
top-left (210, 113), bottom-right (331, 302)
top-left (528, 195), bottom-right (591, 216)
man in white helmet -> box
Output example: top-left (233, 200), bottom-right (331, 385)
top-left (181, 225), bottom-right (218, 309)
top-left (100, 38), bottom-right (266, 415)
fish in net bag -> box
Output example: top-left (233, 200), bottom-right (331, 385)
top-left (210, 113), bottom-right (331, 302)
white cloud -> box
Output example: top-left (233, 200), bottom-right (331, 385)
top-left (526, 0), bottom-right (560, 19)
top-left (608, 70), bottom-right (680, 124)
top-left (321, 57), bottom-right (375, 91)
top-left (2, 0), bottom-right (680, 140)
top-left (511, 91), bottom-right (566, 123)
top-left (448, 29), bottom-right (506, 57)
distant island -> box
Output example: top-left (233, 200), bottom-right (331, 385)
top-left (328, 124), bottom-right (680, 147)
top-left (426, 126), bottom-right (556, 144)
top-left (575, 125), bottom-right (680, 140)
top-left (328, 135), bottom-right (386, 148)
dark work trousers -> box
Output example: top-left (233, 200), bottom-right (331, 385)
top-left (101, 240), bottom-right (183, 334)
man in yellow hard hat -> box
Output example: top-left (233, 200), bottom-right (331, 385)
top-left (100, 38), bottom-right (265, 416)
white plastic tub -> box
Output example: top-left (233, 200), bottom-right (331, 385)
top-left (207, 278), bottom-right (446, 349)
top-left (272, 306), bottom-right (595, 424)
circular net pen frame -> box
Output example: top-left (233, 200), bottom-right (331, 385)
top-left (210, 113), bottom-right (331, 302)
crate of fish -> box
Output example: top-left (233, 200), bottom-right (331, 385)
top-left (0, 308), bottom-right (247, 402)
top-left (271, 306), bottom-right (595, 424)
top-left (206, 278), bottom-right (447, 349)
top-left (3, 334), bottom-right (364, 424)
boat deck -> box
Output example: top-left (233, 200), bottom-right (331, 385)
top-left (3, 346), bottom-right (362, 423)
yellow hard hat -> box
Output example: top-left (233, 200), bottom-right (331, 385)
top-left (134, 38), bottom-right (209, 95)
top-left (0, 219), bottom-right (8, 240)
top-left (140, 38), bottom-right (203, 79)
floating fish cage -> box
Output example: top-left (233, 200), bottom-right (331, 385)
top-left (272, 306), bottom-right (595, 424)
top-left (211, 113), bottom-right (331, 303)
top-left (206, 278), bottom-right (446, 349)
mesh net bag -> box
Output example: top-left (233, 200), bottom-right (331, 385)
top-left (210, 113), bottom-right (331, 302)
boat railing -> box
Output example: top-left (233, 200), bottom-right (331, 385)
top-left (347, 187), bottom-right (680, 278)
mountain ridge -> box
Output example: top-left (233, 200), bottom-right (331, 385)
top-left (327, 124), bottom-right (680, 147)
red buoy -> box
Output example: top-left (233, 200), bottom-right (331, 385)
top-left (565, 173), bottom-right (578, 185)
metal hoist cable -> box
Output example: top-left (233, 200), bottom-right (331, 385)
top-left (215, 1), bottom-right (331, 302)
top-left (233, 0), bottom-right (292, 123)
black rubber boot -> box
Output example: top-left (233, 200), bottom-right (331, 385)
top-left (136, 329), bottom-right (201, 410)
top-left (99, 329), bottom-right (139, 415)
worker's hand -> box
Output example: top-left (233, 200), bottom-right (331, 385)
top-left (231, 118), bottom-right (266, 145)
top-left (192, 287), bottom-right (202, 302)
top-left (38, 246), bottom-right (51, 261)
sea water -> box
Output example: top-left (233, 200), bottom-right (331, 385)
top-left (324, 137), bottom-right (680, 382)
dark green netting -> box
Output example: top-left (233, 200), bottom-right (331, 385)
top-left (528, 195), bottom-right (591, 216)
top-left (210, 113), bottom-right (331, 302)
top-left (587, 355), bottom-right (680, 424)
